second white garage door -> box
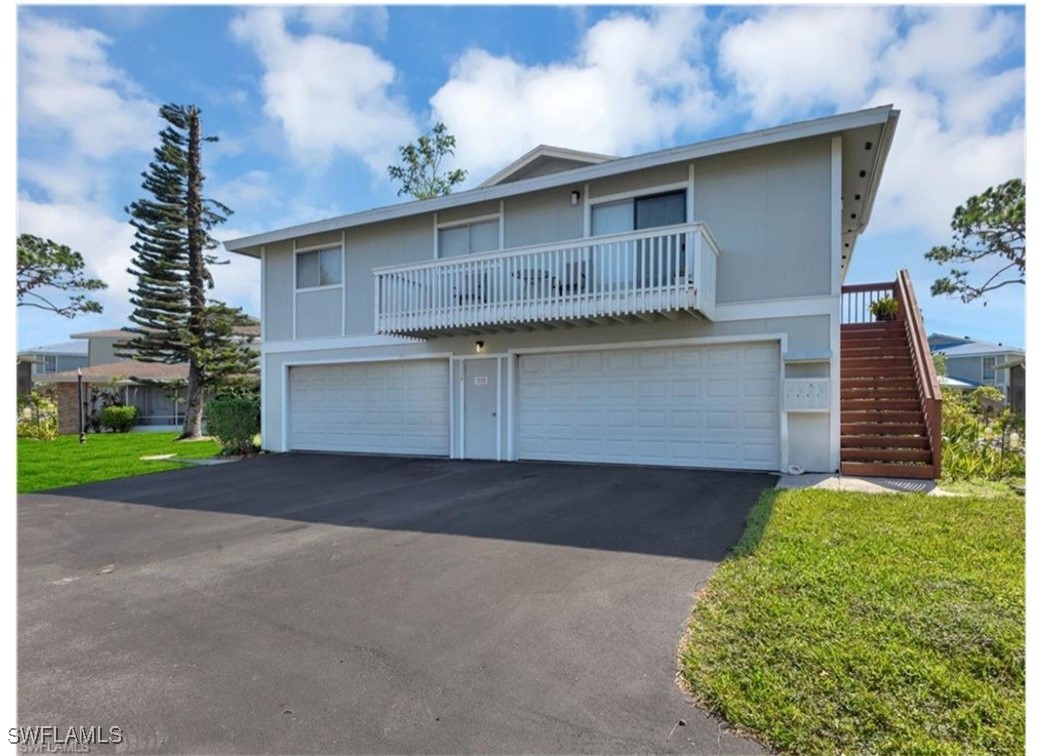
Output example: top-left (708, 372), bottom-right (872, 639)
top-left (288, 360), bottom-right (449, 455)
top-left (517, 342), bottom-right (780, 470)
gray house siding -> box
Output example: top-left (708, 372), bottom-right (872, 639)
top-left (695, 137), bottom-right (832, 304)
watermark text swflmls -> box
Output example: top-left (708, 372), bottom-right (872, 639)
top-left (9, 726), bottom-right (124, 752)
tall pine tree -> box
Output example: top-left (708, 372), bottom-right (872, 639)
top-left (123, 104), bottom-right (257, 439)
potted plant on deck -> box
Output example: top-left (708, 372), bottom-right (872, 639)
top-left (868, 296), bottom-right (900, 322)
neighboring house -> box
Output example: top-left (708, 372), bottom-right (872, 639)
top-left (928, 333), bottom-right (1025, 399)
top-left (16, 341), bottom-right (89, 395)
top-left (34, 320), bottom-right (259, 434)
top-left (225, 105), bottom-right (941, 478)
top-left (992, 357), bottom-right (1025, 415)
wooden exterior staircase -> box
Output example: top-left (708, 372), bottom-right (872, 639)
top-left (840, 271), bottom-right (942, 479)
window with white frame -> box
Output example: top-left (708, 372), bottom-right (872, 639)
top-left (982, 356), bottom-right (996, 381)
top-left (438, 219), bottom-right (500, 258)
top-left (591, 189), bottom-right (686, 236)
top-left (296, 247), bottom-right (342, 289)
top-left (43, 355), bottom-right (57, 373)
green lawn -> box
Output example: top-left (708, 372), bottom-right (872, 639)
top-left (680, 489), bottom-right (1024, 754)
top-left (18, 433), bottom-right (222, 493)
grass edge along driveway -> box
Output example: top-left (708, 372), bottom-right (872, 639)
top-left (18, 433), bottom-right (222, 493)
top-left (680, 488), bottom-right (1024, 754)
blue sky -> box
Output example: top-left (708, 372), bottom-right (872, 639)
top-left (16, 4), bottom-right (1027, 350)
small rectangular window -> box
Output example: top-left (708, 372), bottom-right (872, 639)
top-left (296, 247), bottom-right (342, 289)
top-left (43, 355), bottom-right (57, 373)
top-left (982, 357), bottom-right (996, 382)
top-left (438, 218), bottom-right (501, 258)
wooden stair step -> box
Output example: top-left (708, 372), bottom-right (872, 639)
top-left (841, 448), bottom-right (933, 463)
top-left (842, 388), bottom-right (919, 400)
top-left (841, 399), bottom-right (921, 411)
top-left (840, 461), bottom-right (935, 480)
top-left (841, 379), bottom-right (918, 391)
top-left (842, 345), bottom-right (911, 356)
top-left (842, 366), bottom-right (916, 379)
top-left (842, 410), bottom-right (925, 424)
top-left (842, 422), bottom-right (926, 436)
top-left (841, 435), bottom-right (930, 448)
top-left (842, 356), bottom-right (912, 367)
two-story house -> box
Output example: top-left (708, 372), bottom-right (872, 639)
top-left (17, 340), bottom-right (89, 396)
top-left (226, 105), bottom-right (943, 479)
top-left (928, 332), bottom-right (1025, 411)
top-left (36, 320), bottom-right (260, 433)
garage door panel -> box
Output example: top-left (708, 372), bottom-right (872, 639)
top-left (518, 342), bottom-right (780, 470)
top-left (289, 360), bottom-right (448, 455)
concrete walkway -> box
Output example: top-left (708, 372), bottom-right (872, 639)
top-left (776, 472), bottom-right (950, 495)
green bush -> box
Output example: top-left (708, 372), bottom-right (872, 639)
top-left (941, 387), bottom-right (1024, 482)
top-left (101, 405), bottom-right (139, 433)
top-left (17, 391), bottom-right (58, 440)
top-left (205, 396), bottom-right (260, 455)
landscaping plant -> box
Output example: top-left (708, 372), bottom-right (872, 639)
top-left (101, 405), bottom-right (139, 433)
top-left (940, 386), bottom-right (1024, 481)
top-left (204, 396), bottom-right (260, 455)
top-left (17, 390), bottom-right (58, 440)
top-left (868, 296), bottom-right (899, 321)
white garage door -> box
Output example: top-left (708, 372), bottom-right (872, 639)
top-left (518, 342), bottom-right (780, 470)
top-left (288, 360), bottom-right (449, 455)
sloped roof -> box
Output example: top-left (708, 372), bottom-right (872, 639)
top-left (933, 341), bottom-right (1024, 358)
top-left (17, 340), bottom-right (88, 357)
top-left (72, 318), bottom-right (260, 340)
top-left (477, 145), bottom-right (616, 188)
top-left (938, 375), bottom-right (979, 389)
top-left (35, 361), bottom-right (189, 384)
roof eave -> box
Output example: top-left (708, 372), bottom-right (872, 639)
top-left (225, 105), bottom-right (897, 256)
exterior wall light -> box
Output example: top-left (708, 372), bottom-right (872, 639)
top-left (570, 190), bottom-right (580, 205)
top-left (475, 341), bottom-right (485, 353)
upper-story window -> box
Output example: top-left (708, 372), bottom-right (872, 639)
top-left (43, 355), bottom-right (56, 373)
top-left (591, 190), bottom-right (686, 236)
top-left (296, 247), bottom-right (342, 289)
top-left (439, 219), bottom-right (500, 258)
top-left (982, 356), bottom-right (996, 382)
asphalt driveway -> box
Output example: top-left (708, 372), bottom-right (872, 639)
top-left (19, 454), bottom-right (773, 753)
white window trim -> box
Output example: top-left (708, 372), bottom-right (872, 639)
top-left (293, 241), bottom-right (345, 340)
top-left (434, 212), bottom-right (503, 256)
top-left (586, 180), bottom-right (690, 208)
top-left (435, 212), bottom-right (502, 230)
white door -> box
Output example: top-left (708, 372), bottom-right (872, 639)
top-left (288, 360), bottom-right (449, 455)
top-left (517, 342), bottom-right (780, 470)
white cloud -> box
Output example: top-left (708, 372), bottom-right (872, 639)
top-left (18, 16), bottom-right (159, 159)
top-left (718, 6), bottom-right (896, 123)
top-left (230, 7), bottom-right (416, 171)
top-left (430, 7), bottom-right (721, 180)
top-left (717, 6), bottom-right (1025, 237)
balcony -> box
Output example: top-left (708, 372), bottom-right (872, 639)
top-left (373, 223), bottom-right (720, 337)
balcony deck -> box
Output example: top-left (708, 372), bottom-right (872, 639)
top-left (373, 223), bottom-right (720, 337)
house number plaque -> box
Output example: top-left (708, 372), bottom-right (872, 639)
top-left (474, 376), bottom-right (488, 386)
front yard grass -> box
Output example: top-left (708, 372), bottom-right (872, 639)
top-left (18, 433), bottom-right (222, 493)
top-left (680, 489), bottom-right (1024, 754)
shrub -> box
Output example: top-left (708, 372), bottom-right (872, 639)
top-left (205, 396), bottom-right (260, 455)
top-left (101, 405), bottom-right (139, 433)
top-left (17, 391), bottom-right (58, 440)
top-left (941, 387), bottom-right (1024, 482)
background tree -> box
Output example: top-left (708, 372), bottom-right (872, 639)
top-left (122, 103), bottom-right (256, 439)
top-left (388, 122), bottom-right (467, 199)
top-left (16, 234), bottom-right (107, 317)
top-left (926, 178), bottom-right (1025, 303)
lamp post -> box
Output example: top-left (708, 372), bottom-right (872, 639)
top-left (77, 368), bottom-right (85, 444)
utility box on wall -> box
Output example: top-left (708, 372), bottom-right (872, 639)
top-left (784, 378), bottom-right (830, 413)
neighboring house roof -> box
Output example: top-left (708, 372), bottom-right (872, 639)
top-left (932, 341), bottom-right (1024, 358)
top-left (17, 340), bottom-right (89, 357)
top-left (939, 375), bottom-right (980, 389)
top-left (477, 145), bottom-right (616, 188)
top-left (225, 105), bottom-right (900, 273)
top-left (71, 319), bottom-right (260, 340)
top-left (35, 361), bottom-right (189, 384)
top-left (70, 328), bottom-right (135, 339)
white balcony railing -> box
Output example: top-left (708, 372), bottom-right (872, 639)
top-left (373, 222), bottom-right (720, 336)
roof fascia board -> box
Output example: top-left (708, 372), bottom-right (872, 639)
top-left (477, 145), bottom-right (616, 188)
top-left (226, 105), bottom-right (895, 253)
